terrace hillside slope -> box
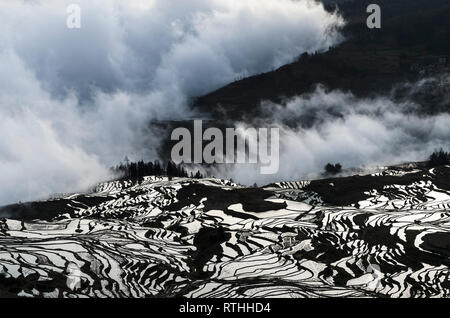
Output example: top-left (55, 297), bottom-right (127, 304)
top-left (1, 163), bottom-right (450, 297)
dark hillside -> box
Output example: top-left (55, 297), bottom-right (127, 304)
top-left (194, 0), bottom-right (450, 119)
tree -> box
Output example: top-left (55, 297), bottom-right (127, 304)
top-left (166, 161), bottom-right (175, 180)
top-left (429, 149), bottom-right (450, 167)
top-left (324, 163), bottom-right (342, 175)
top-left (110, 159), bottom-right (205, 180)
top-left (194, 170), bottom-right (203, 179)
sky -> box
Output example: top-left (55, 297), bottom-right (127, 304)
top-left (0, 0), bottom-right (344, 205)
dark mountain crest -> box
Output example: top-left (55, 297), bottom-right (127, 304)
top-left (194, 0), bottom-right (450, 120)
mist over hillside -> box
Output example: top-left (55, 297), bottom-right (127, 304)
top-left (191, 0), bottom-right (450, 185)
top-left (0, 0), bottom-right (449, 205)
top-left (0, 0), bottom-right (343, 205)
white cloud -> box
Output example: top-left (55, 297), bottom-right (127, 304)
top-left (224, 86), bottom-right (450, 186)
top-left (0, 0), bottom-right (343, 204)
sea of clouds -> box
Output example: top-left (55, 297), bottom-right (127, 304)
top-left (0, 0), bottom-right (344, 204)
